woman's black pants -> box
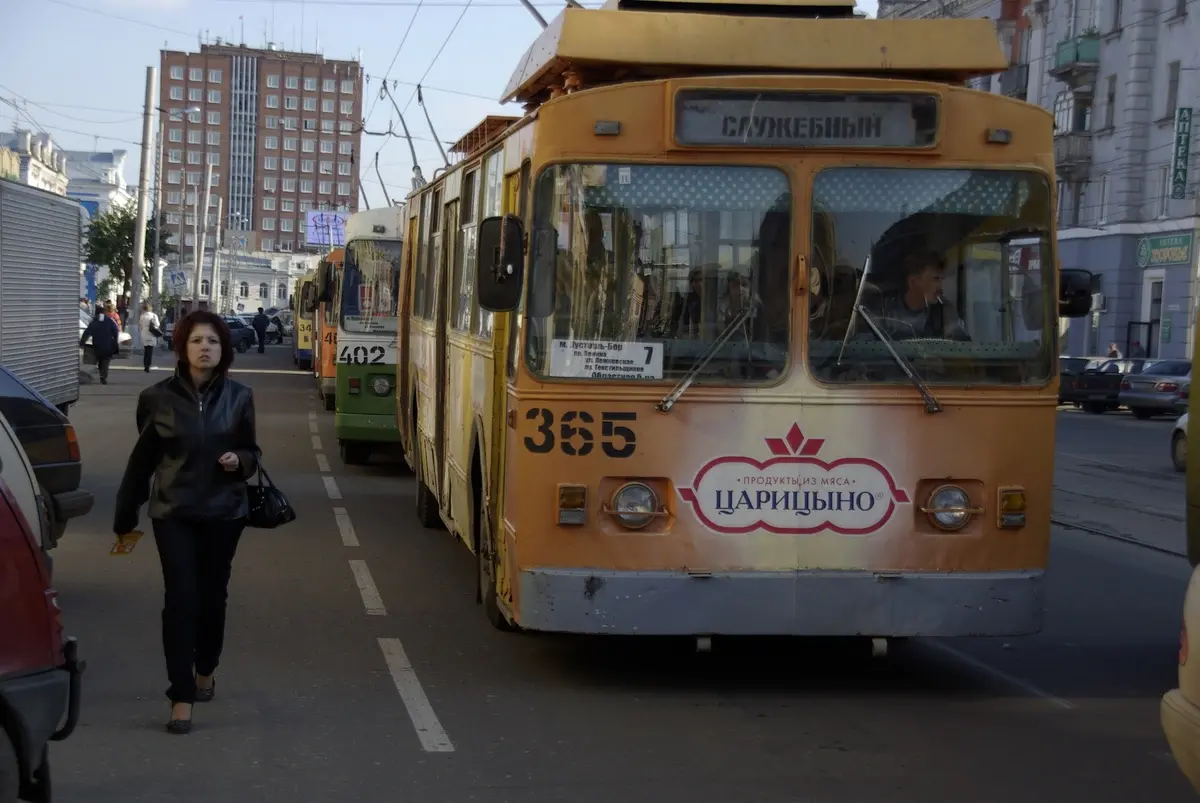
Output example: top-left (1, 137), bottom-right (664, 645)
top-left (152, 517), bottom-right (245, 704)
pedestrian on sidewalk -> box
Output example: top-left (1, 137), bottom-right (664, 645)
top-left (252, 307), bottom-right (269, 354)
top-left (139, 302), bottom-right (163, 372)
top-left (114, 310), bottom-right (260, 735)
top-left (80, 305), bottom-right (120, 384)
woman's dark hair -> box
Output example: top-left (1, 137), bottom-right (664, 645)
top-left (172, 310), bottom-right (235, 374)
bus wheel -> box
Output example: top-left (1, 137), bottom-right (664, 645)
top-left (324, 394), bottom-right (335, 412)
top-left (414, 462), bottom-right (442, 529)
top-left (340, 441), bottom-right (371, 466)
top-left (474, 457), bottom-right (510, 631)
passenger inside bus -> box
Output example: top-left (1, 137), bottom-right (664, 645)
top-left (871, 250), bottom-right (971, 342)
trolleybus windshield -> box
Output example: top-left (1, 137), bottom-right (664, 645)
top-left (341, 240), bottom-right (402, 334)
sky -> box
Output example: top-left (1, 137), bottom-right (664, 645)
top-left (0, 0), bottom-right (878, 210)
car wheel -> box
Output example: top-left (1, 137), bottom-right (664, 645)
top-left (0, 728), bottom-right (19, 803)
top-left (1173, 431), bottom-right (1188, 472)
top-left (236, 339), bottom-right (249, 353)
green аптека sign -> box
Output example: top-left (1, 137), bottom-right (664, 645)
top-left (1137, 233), bottom-right (1194, 268)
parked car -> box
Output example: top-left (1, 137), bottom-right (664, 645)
top-left (78, 309), bottom-right (131, 358)
top-left (1118, 359), bottom-right (1192, 419)
top-left (1067, 358), bottom-right (1153, 413)
top-left (0, 367), bottom-right (93, 551)
top-left (1174, 413), bottom-right (1190, 472)
top-left (221, 317), bottom-right (257, 353)
top-left (0, 410), bottom-right (84, 803)
top-left (1058, 356), bottom-right (1115, 409)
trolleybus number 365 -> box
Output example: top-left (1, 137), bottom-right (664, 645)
top-left (338, 344), bottom-right (386, 364)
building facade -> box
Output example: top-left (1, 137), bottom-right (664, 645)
top-left (64, 149), bottom-right (133, 222)
top-left (0, 131), bottom-right (68, 196)
top-left (157, 40), bottom-right (363, 267)
top-left (166, 250), bottom-right (320, 315)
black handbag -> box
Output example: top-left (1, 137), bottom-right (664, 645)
top-left (245, 462), bottom-right (296, 529)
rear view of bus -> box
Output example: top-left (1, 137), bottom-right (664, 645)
top-left (292, 269), bottom-right (317, 371)
top-left (470, 0), bottom-right (1095, 638)
top-left (334, 208), bottom-right (404, 465)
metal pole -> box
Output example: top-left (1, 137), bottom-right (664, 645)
top-left (211, 196), bottom-right (224, 314)
top-left (194, 162), bottom-right (214, 303)
top-left (130, 65), bottom-right (157, 352)
top-left (150, 119), bottom-right (165, 313)
top-left (191, 189), bottom-right (200, 304)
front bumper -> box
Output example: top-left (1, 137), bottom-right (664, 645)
top-left (0, 638), bottom-right (85, 787)
top-left (1163, 688), bottom-right (1200, 792)
top-left (335, 412), bottom-right (400, 444)
top-left (517, 568), bottom-right (1044, 637)
top-left (1119, 390), bottom-right (1182, 412)
top-left (51, 489), bottom-right (93, 524)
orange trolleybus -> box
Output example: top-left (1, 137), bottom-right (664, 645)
top-left (314, 247), bottom-right (344, 411)
top-left (398, 0), bottom-right (1094, 639)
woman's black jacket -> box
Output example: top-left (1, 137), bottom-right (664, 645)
top-left (114, 366), bottom-right (259, 533)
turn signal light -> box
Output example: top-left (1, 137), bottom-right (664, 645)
top-left (65, 425), bottom-right (80, 462)
top-left (348, 377), bottom-right (361, 395)
top-left (998, 487), bottom-right (1026, 528)
top-left (1157, 382), bottom-right (1180, 392)
top-left (557, 484), bottom-right (587, 526)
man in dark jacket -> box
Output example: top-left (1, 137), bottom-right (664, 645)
top-left (81, 306), bottom-right (121, 384)
top-left (252, 307), bottom-right (270, 354)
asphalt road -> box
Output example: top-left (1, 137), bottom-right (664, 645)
top-left (40, 350), bottom-right (1198, 802)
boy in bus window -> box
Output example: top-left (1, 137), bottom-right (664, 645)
top-left (876, 251), bottom-right (970, 341)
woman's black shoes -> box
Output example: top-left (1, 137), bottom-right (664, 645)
top-left (166, 704), bottom-right (192, 735)
top-left (195, 679), bottom-right (215, 703)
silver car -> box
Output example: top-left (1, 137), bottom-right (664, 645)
top-left (1118, 359), bottom-right (1191, 419)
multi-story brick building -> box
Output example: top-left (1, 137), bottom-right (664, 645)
top-left (158, 41), bottom-right (363, 262)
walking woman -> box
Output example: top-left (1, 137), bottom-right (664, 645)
top-left (114, 310), bottom-right (259, 735)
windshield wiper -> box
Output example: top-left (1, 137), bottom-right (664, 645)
top-left (855, 305), bottom-right (943, 414)
top-left (657, 302), bottom-right (757, 413)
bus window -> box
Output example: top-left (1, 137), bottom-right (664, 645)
top-left (807, 167), bottom-right (1055, 386)
top-left (342, 240), bottom-right (402, 334)
top-left (523, 163), bottom-right (791, 383)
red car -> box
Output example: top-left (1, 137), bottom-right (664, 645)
top-left (0, 412), bottom-right (83, 803)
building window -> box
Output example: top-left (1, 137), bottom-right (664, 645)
top-left (188, 87), bottom-right (203, 102)
top-left (188, 109), bottom-right (201, 124)
top-left (338, 162), bottom-right (351, 176)
top-left (285, 96), bottom-right (298, 110)
top-left (318, 181), bottom-right (332, 195)
top-left (207, 131), bottom-right (220, 146)
top-left (300, 179), bottom-right (314, 193)
top-left (264, 156), bottom-right (278, 170)
top-left (278, 283), bottom-right (288, 300)
top-left (1166, 61), bottom-right (1181, 117)
top-left (167, 191), bottom-right (182, 205)
top-left (281, 178), bottom-right (296, 193)
top-left (323, 79), bottom-right (336, 92)
top-left (267, 75), bottom-right (280, 89)
top-left (169, 128), bottom-right (183, 143)
top-left (208, 89), bottom-right (221, 104)
top-left (261, 238), bottom-right (273, 251)
top-left (201, 280), bottom-right (211, 296)
top-left (264, 136), bottom-right (278, 151)
top-left (320, 140), bottom-right (334, 154)
top-left (321, 98), bottom-right (334, 114)
top-left (341, 80), bottom-right (354, 94)
top-left (303, 119), bottom-right (317, 131)
top-left (283, 137), bottom-right (298, 151)
top-left (1112, 0), bottom-right (1122, 29)
top-left (338, 141), bottom-right (353, 156)
top-left (339, 121), bottom-right (353, 134)
top-left (170, 86), bottom-right (183, 101)
top-left (168, 149), bottom-right (182, 164)
top-left (281, 199), bottom-right (295, 212)
top-left (286, 76), bottom-right (299, 90)
top-left (283, 117), bottom-right (298, 130)
top-left (210, 172), bottom-right (220, 187)
top-left (304, 77), bottom-right (317, 91)
top-left (189, 67), bottom-right (203, 82)
top-left (207, 111), bottom-right (220, 125)
top-left (220, 280), bottom-right (229, 297)
top-left (263, 196), bottom-right (276, 210)
top-left (265, 116), bottom-right (279, 129)
top-left (340, 100), bottom-right (353, 115)
top-left (209, 69), bottom-right (222, 83)
top-left (170, 66), bottom-right (184, 80)
top-left (301, 160), bottom-right (315, 173)
top-left (283, 158), bottom-right (297, 172)
top-left (262, 218), bottom-right (276, 231)
top-left (167, 169), bottom-right (182, 184)
top-left (1096, 174), bottom-right (1108, 225)
top-left (1176, 0), bottom-right (1186, 17)
top-left (337, 182), bottom-right (351, 196)
top-left (239, 281), bottom-right (250, 297)
top-left (1104, 75), bottom-right (1116, 128)
top-left (207, 152), bottom-right (220, 166)
top-left (266, 95), bottom-right (280, 109)
top-left (188, 151), bottom-right (201, 165)
top-left (321, 119), bottom-right (334, 133)
top-left (259, 283), bottom-right (269, 298)
top-left (167, 213), bottom-right (181, 225)
top-left (300, 200), bottom-right (313, 211)
top-left (303, 97), bottom-right (317, 112)
top-left (281, 218), bottom-right (294, 232)
top-left (188, 130), bottom-right (202, 144)
top-left (264, 176), bottom-right (277, 191)
top-left (320, 161), bottom-right (333, 175)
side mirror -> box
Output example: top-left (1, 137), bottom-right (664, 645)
top-left (315, 264), bottom-right (332, 304)
top-left (1058, 268), bottom-right (1093, 318)
top-left (476, 214), bottom-right (525, 312)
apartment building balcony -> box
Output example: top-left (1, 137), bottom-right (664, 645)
top-left (999, 63), bottom-right (1029, 100)
top-left (1053, 132), bottom-right (1093, 179)
top-left (1049, 33), bottom-right (1100, 91)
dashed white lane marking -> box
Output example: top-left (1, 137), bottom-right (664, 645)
top-left (309, 420), bottom-right (319, 434)
top-left (311, 435), bottom-right (322, 451)
top-left (309, 411), bottom-right (317, 421)
top-left (349, 560), bottom-right (387, 615)
top-left (377, 637), bottom-right (455, 753)
top-left (316, 453), bottom-right (331, 472)
top-left (322, 476), bottom-right (342, 500)
top-left (926, 641), bottom-right (1077, 710)
top-left (333, 507), bottom-right (359, 546)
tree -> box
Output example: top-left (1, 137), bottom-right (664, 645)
top-left (84, 200), bottom-right (175, 298)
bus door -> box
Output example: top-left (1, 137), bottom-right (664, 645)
top-left (399, 215), bottom-right (418, 463)
top-left (438, 199), bottom-right (460, 508)
top-left (427, 190), bottom-right (449, 507)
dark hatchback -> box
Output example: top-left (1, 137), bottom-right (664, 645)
top-left (0, 368), bottom-right (92, 549)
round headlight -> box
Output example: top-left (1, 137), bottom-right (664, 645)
top-left (611, 482), bottom-right (658, 529)
top-left (926, 485), bottom-right (971, 530)
top-left (371, 376), bottom-right (391, 396)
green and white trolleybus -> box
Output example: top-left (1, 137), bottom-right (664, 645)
top-left (334, 207), bottom-right (404, 465)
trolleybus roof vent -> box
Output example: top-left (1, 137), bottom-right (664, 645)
top-left (450, 116), bottom-right (522, 161)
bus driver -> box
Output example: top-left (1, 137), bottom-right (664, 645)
top-left (875, 251), bottom-right (970, 341)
